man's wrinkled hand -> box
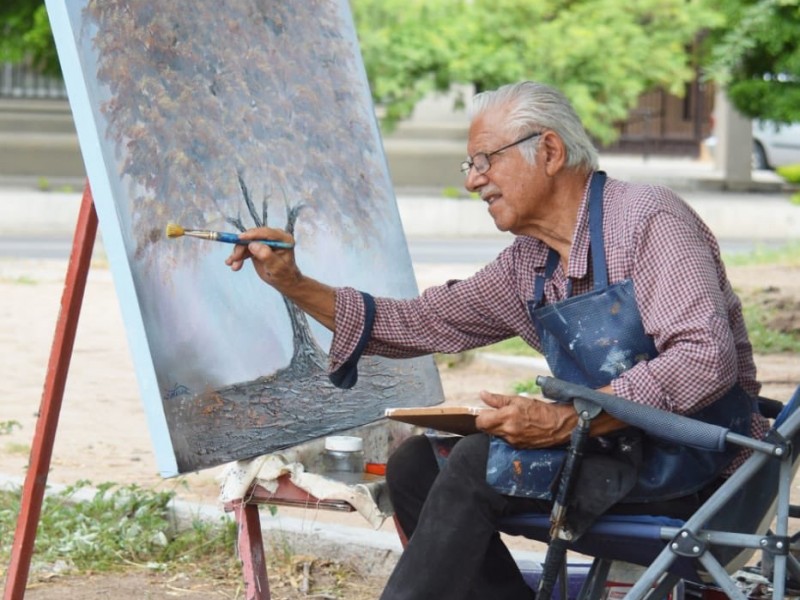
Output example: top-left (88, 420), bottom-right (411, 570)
top-left (475, 390), bottom-right (578, 448)
top-left (224, 227), bottom-right (298, 290)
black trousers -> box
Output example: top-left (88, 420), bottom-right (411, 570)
top-left (380, 433), bottom-right (717, 600)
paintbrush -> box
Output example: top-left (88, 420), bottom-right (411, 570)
top-left (165, 223), bottom-right (294, 249)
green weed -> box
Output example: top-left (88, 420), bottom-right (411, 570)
top-left (742, 302), bottom-right (800, 354)
top-left (0, 481), bottom-right (239, 578)
top-left (512, 379), bottom-right (542, 396)
top-left (0, 420), bottom-right (21, 436)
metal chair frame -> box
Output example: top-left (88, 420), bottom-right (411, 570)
top-left (501, 377), bottom-right (800, 600)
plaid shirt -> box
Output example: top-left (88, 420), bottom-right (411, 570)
top-left (331, 174), bottom-right (768, 471)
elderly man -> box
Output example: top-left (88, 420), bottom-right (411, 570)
top-left (226, 81), bottom-right (767, 599)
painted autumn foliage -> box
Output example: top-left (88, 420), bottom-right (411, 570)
top-left (84, 0), bottom-right (387, 258)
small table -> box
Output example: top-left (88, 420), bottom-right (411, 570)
top-left (223, 473), bottom-right (378, 600)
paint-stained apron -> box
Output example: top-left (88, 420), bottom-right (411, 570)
top-left (478, 171), bottom-right (753, 510)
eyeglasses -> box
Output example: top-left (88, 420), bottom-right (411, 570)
top-left (460, 131), bottom-right (542, 176)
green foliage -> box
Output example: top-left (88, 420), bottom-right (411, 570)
top-left (775, 165), bottom-right (800, 203)
top-left (0, 0), bottom-right (60, 75)
top-left (354, 0), bottom-right (719, 142)
top-left (0, 481), bottom-right (238, 575)
top-left (9, 0), bottom-right (720, 143)
top-left (776, 164), bottom-right (800, 184)
top-left (706, 0), bottom-right (800, 123)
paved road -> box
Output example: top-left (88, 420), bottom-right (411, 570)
top-left (0, 234), bottom-right (78, 259)
top-left (0, 233), bottom-right (787, 262)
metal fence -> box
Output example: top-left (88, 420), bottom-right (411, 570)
top-left (0, 62), bottom-right (67, 99)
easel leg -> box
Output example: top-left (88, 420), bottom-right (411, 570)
top-left (3, 182), bottom-right (97, 600)
top-left (232, 500), bottom-right (271, 600)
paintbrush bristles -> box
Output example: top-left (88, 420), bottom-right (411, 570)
top-left (165, 223), bottom-right (185, 238)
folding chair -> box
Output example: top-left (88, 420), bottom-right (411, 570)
top-left (499, 376), bottom-right (800, 600)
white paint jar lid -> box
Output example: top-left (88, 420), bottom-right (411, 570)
top-left (324, 435), bottom-right (363, 452)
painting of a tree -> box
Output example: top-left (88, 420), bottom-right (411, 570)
top-left (48, 0), bottom-right (443, 474)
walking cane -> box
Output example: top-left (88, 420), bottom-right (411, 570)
top-left (537, 398), bottom-right (602, 599)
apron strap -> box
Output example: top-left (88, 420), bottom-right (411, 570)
top-left (588, 171), bottom-right (608, 290)
top-left (532, 171), bottom-right (608, 306)
top-left (533, 249), bottom-right (560, 307)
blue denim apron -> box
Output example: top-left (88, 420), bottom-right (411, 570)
top-left (484, 171), bottom-right (753, 503)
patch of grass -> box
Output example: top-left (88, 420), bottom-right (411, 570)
top-left (0, 481), bottom-right (239, 579)
top-left (434, 351), bottom-right (475, 369)
top-left (482, 337), bottom-right (541, 357)
top-left (512, 379), bottom-right (542, 396)
top-left (742, 301), bottom-right (800, 354)
top-left (0, 275), bottom-right (38, 285)
top-left (0, 420), bottom-right (21, 436)
top-left (4, 442), bottom-right (29, 455)
top-left (723, 242), bottom-right (800, 267)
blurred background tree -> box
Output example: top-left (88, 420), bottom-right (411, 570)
top-left (353, 0), bottom-right (721, 143)
top-left (0, 0), bottom-right (59, 75)
top-left (5, 0), bottom-right (800, 139)
top-left (704, 0), bottom-right (800, 124)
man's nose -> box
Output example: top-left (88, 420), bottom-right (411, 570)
top-left (464, 167), bottom-right (487, 193)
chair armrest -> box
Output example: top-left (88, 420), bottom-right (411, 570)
top-left (537, 376), bottom-right (729, 452)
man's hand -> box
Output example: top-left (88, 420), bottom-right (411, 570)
top-left (225, 227), bottom-right (299, 291)
top-left (475, 391), bottom-right (577, 448)
top-left (225, 227), bottom-right (337, 331)
top-left (475, 389), bottom-right (630, 448)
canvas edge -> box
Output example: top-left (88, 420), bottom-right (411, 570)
top-left (44, 0), bottom-right (179, 477)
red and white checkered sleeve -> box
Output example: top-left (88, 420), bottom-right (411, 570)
top-left (329, 287), bottom-right (368, 372)
top-left (610, 208), bottom-right (738, 414)
top-left (328, 245), bottom-right (539, 369)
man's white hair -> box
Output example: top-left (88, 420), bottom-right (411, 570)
top-left (469, 81), bottom-right (599, 171)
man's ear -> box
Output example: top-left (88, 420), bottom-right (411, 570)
top-left (540, 131), bottom-right (567, 176)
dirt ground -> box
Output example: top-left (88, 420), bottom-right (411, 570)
top-left (1, 257), bottom-right (800, 598)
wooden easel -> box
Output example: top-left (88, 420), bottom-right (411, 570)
top-left (4, 182), bottom-right (98, 600)
top-left (1, 183), bottom-right (369, 600)
top-left (223, 477), bottom-right (357, 600)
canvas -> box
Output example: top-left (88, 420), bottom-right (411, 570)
top-left (45, 0), bottom-right (444, 476)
